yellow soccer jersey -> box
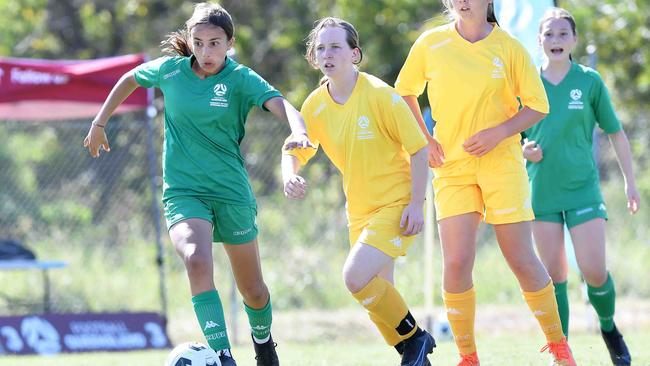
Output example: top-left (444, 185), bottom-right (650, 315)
top-left (395, 23), bottom-right (549, 163)
top-left (288, 72), bottom-right (428, 217)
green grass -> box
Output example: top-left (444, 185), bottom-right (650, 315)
top-left (2, 330), bottom-right (648, 366)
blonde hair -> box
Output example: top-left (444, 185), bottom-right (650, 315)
top-left (161, 3), bottom-right (235, 57)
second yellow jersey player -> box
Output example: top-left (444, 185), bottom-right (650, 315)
top-left (396, 21), bottom-right (549, 224)
top-left (396, 1), bottom-right (576, 366)
top-left (291, 72), bottom-right (427, 256)
top-left (283, 17), bottom-right (434, 365)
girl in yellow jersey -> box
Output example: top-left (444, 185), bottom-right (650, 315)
top-left (395, 1), bottom-right (576, 366)
top-left (283, 17), bottom-right (434, 366)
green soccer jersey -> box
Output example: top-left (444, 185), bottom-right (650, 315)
top-left (525, 63), bottom-right (622, 215)
top-left (133, 55), bottom-right (282, 204)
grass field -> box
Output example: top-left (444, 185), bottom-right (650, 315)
top-left (2, 301), bottom-right (649, 366)
top-left (2, 330), bottom-right (649, 366)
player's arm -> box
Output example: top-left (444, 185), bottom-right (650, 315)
top-left (402, 95), bottom-right (445, 167)
top-left (401, 146), bottom-right (428, 236)
top-left (264, 97), bottom-right (314, 149)
top-left (281, 154), bottom-right (307, 200)
top-left (464, 107), bottom-right (546, 157)
top-left (83, 69), bottom-right (140, 157)
top-left (608, 130), bottom-right (640, 214)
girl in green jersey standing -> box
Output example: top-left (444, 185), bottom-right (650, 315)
top-left (84, 3), bottom-right (311, 365)
top-left (524, 8), bottom-right (640, 366)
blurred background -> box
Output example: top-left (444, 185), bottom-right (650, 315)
top-left (0, 0), bottom-right (649, 364)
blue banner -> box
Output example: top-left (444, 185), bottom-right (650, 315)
top-left (495, 0), bottom-right (556, 66)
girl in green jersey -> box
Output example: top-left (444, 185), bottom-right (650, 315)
top-left (524, 8), bottom-right (640, 366)
top-left (84, 3), bottom-right (311, 365)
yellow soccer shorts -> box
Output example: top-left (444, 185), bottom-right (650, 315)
top-left (348, 204), bottom-right (416, 258)
top-left (432, 142), bottom-right (534, 225)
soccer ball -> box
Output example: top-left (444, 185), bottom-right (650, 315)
top-left (432, 312), bottom-right (453, 341)
top-left (165, 341), bottom-right (220, 366)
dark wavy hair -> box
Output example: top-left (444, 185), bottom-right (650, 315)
top-left (161, 3), bottom-right (234, 57)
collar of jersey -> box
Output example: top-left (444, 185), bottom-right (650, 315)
top-left (181, 55), bottom-right (236, 83)
top-left (450, 22), bottom-right (499, 49)
top-left (323, 72), bottom-right (364, 109)
top-left (541, 62), bottom-right (577, 88)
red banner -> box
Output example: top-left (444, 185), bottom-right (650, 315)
top-left (0, 54), bottom-right (148, 121)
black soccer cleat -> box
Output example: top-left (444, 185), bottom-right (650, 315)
top-left (601, 325), bottom-right (631, 366)
top-left (217, 348), bottom-right (237, 366)
top-left (400, 330), bottom-right (436, 366)
top-left (253, 334), bottom-right (280, 366)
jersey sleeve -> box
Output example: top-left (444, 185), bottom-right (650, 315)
top-left (133, 56), bottom-right (170, 88)
top-left (241, 67), bottom-right (283, 111)
top-left (395, 35), bottom-right (428, 97)
top-left (282, 101), bottom-right (320, 165)
top-left (511, 42), bottom-right (549, 114)
top-left (381, 90), bottom-right (428, 155)
top-left (590, 71), bottom-right (622, 134)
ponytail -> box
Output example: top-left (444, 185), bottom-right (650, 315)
top-left (161, 30), bottom-right (192, 57)
top-left (487, 3), bottom-right (499, 26)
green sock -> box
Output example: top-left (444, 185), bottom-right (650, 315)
top-left (245, 298), bottom-right (273, 343)
top-left (587, 273), bottom-right (616, 332)
top-left (554, 281), bottom-right (570, 337)
top-left (192, 290), bottom-right (230, 351)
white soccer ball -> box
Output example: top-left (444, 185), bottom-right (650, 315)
top-left (165, 341), bottom-right (220, 366)
top-left (432, 313), bottom-right (453, 342)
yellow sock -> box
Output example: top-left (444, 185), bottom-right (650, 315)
top-left (368, 312), bottom-right (402, 346)
top-left (443, 287), bottom-right (477, 355)
top-left (352, 277), bottom-right (418, 340)
top-left (522, 281), bottom-right (564, 343)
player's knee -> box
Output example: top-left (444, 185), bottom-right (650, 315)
top-left (239, 282), bottom-right (268, 305)
top-left (583, 269), bottom-right (608, 287)
top-left (183, 250), bottom-right (211, 276)
top-left (342, 270), bottom-right (368, 293)
top-left (444, 256), bottom-right (472, 276)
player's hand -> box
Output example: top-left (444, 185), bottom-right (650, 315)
top-left (400, 201), bottom-right (424, 236)
top-left (522, 140), bottom-right (543, 162)
top-left (427, 138), bottom-right (445, 168)
top-left (463, 126), bottom-right (507, 157)
top-left (83, 123), bottom-right (110, 158)
top-left (283, 174), bottom-right (307, 200)
top-left (626, 183), bottom-right (640, 214)
top-left (283, 133), bottom-right (315, 150)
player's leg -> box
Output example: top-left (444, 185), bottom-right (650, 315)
top-left (438, 212), bottom-right (481, 365)
top-left (169, 218), bottom-right (232, 357)
top-left (481, 147), bottom-right (575, 366)
top-left (345, 205), bottom-right (434, 366)
top-left (166, 196), bottom-right (233, 358)
top-left (568, 210), bottom-right (630, 365)
top-left (218, 203), bottom-right (277, 366)
top-left (365, 261), bottom-right (406, 353)
top-left (344, 243), bottom-right (434, 366)
top-left (532, 218), bottom-right (570, 337)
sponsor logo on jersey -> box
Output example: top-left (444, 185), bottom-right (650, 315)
top-left (210, 83), bottom-right (229, 107)
top-left (568, 89), bottom-right (584, 110)
top-left (391, 93), bottom-right (402, 105)
top-left (163, 69), bottom-right (181, 79)
top-left (492, 57), bottom-right (505, 79)
top-left (357, 116), bottom-right (375, 140)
